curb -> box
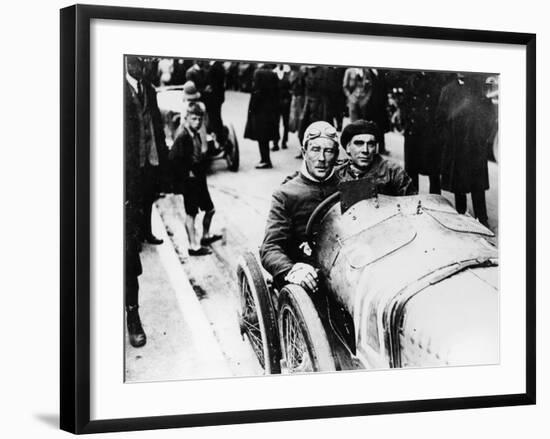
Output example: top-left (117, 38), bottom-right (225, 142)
top-left (151, 205), bottom-right (232, 376)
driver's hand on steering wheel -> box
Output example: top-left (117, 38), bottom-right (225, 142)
top-left (285, 263), bottom-right (319, 294)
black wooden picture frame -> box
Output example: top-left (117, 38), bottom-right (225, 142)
top-left (60, 4), bottom-right (536, 434)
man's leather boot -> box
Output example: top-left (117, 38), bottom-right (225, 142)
top-left (126, 305), bottom-right (147, 348)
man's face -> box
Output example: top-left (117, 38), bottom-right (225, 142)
top-left (346, 133), bottom-right (377, 170)
top-left (303, 138), bottom-right (338, 180)
top-left (126, 56), bottom-right (143, 80)
top-left (186, 113), bottom-right (203, 131)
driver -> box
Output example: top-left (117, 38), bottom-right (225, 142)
top-left (260, 121), bottom-right (340, 294)
top-left (337, 119), bottom-right (416, 195)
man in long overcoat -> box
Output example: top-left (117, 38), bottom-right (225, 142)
top-left (437, 73), bottom-right (493, 227)
top-left (244, 64), bottom-right (280, 168)
top-left (400, 71), bottom-right (446, 194)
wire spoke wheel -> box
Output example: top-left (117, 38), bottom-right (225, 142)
top-left (241, 279), bottom-right (265, 367)
top-left (278, 285), bottom-right (336, 374)
top-left (237, 251), bottom-right (281, 374)
top-left (283, 307), bottom-right (314, 372)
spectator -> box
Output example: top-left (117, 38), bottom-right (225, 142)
top-left (124, 55), bottom-right (167, 245)
top-left (158, 58), bottom-right (174, 86)
top-left (297, 66), bottom-right (330, 145)
top-left (437, 73), bottom-right (493, 227)
top-left (203, 60), bottom-right (226, 143)
top-left (141, 56), bottom-right (159, 86)
top-left (226, 62), bottom-right (239, 91)
top-left (171, 58), bottom-right (192, 85)
top-left (238, 63), bottom-right (256, 92)
top-left (483, 75), bottom-right (499, 162)
top-left (272, 64), bottom-right (292, 151)
top-left (170, 102), bottom-right (222, 255)
top-left (400, 71), bottom-right (445, 194)
top-left (325, 66), bottom-right (346, 131)
top-left (244, 63), bottom-right (280, 169)
top-left (288, 65), bottom-right (306, 157)
top-left (123, 54), bottom-right (169, 348)
top-left (185, 60), bottom-right (207, 94)
top-left (343, 67), bottom-right (370, 122)
top-left (364, 69), bottom-right (389, 154)
top-left (342, 68), bottom-right (389, 153)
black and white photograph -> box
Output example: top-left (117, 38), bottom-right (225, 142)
top-left (2, 0), bottom-right (545, 436)
top-left (123, 55), bottom-right (500, 382)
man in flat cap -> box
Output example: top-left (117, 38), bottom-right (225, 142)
top-left (260, 121), bottom-right (340, 295)
top-left (336, 120), bottom-right (416, 196)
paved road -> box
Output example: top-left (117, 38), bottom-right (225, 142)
top-left (127, 90), bottom-right (499, 382)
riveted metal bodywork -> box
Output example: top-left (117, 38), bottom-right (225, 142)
top-left (314, 194), bottom-right (499, 369)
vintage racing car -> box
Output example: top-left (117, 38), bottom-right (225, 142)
top-left (237, 190), bottom-right (499, 374)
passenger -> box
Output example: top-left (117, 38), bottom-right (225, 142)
top-left (337, 120), bottom-right (416, 196)
top-left (260, 121), bottom-right (340, 294)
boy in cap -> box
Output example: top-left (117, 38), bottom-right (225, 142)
top-left (170, 102), bottom-right (222, 256)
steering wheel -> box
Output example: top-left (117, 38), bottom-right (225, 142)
top-left (305, 191), bottom-right (341, 246)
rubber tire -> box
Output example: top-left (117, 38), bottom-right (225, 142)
top-left (225, 124), bottom-right (240, 172)
top-left (278, 284), bottom-right (336, 373)
top-left (237, 251), bottom-right (281, 374)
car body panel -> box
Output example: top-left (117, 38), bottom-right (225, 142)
top-left (397, 265), bottom-right (499, 368)
top-left (315, 194), bottom-right (498, 369)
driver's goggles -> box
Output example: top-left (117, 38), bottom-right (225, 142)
top-left (304, 126), bottom-right (339, 144)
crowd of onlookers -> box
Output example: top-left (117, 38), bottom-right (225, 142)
top-left (152, 58), bottom-right (498, 170)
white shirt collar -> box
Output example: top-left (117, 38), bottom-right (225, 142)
top-left (184, 124), bottom-right (199, 138)
top-left (300, 161), bottom-right (335, 183)
top-left (126, 72), bottom-right (139, 94)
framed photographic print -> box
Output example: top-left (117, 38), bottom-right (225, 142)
top-left (60, 4), bottom-right (536, 434)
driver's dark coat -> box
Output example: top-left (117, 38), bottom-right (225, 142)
top-left (260, 173), bottom-right (339, 287)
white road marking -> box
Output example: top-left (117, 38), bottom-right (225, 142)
top-left (152, 206), bottom-right (232, 376)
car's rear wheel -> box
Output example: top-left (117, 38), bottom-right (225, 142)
top-left (278, 284), bottom-right (336, 373)
top-left (237, 251), bottom-right (281, 374)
